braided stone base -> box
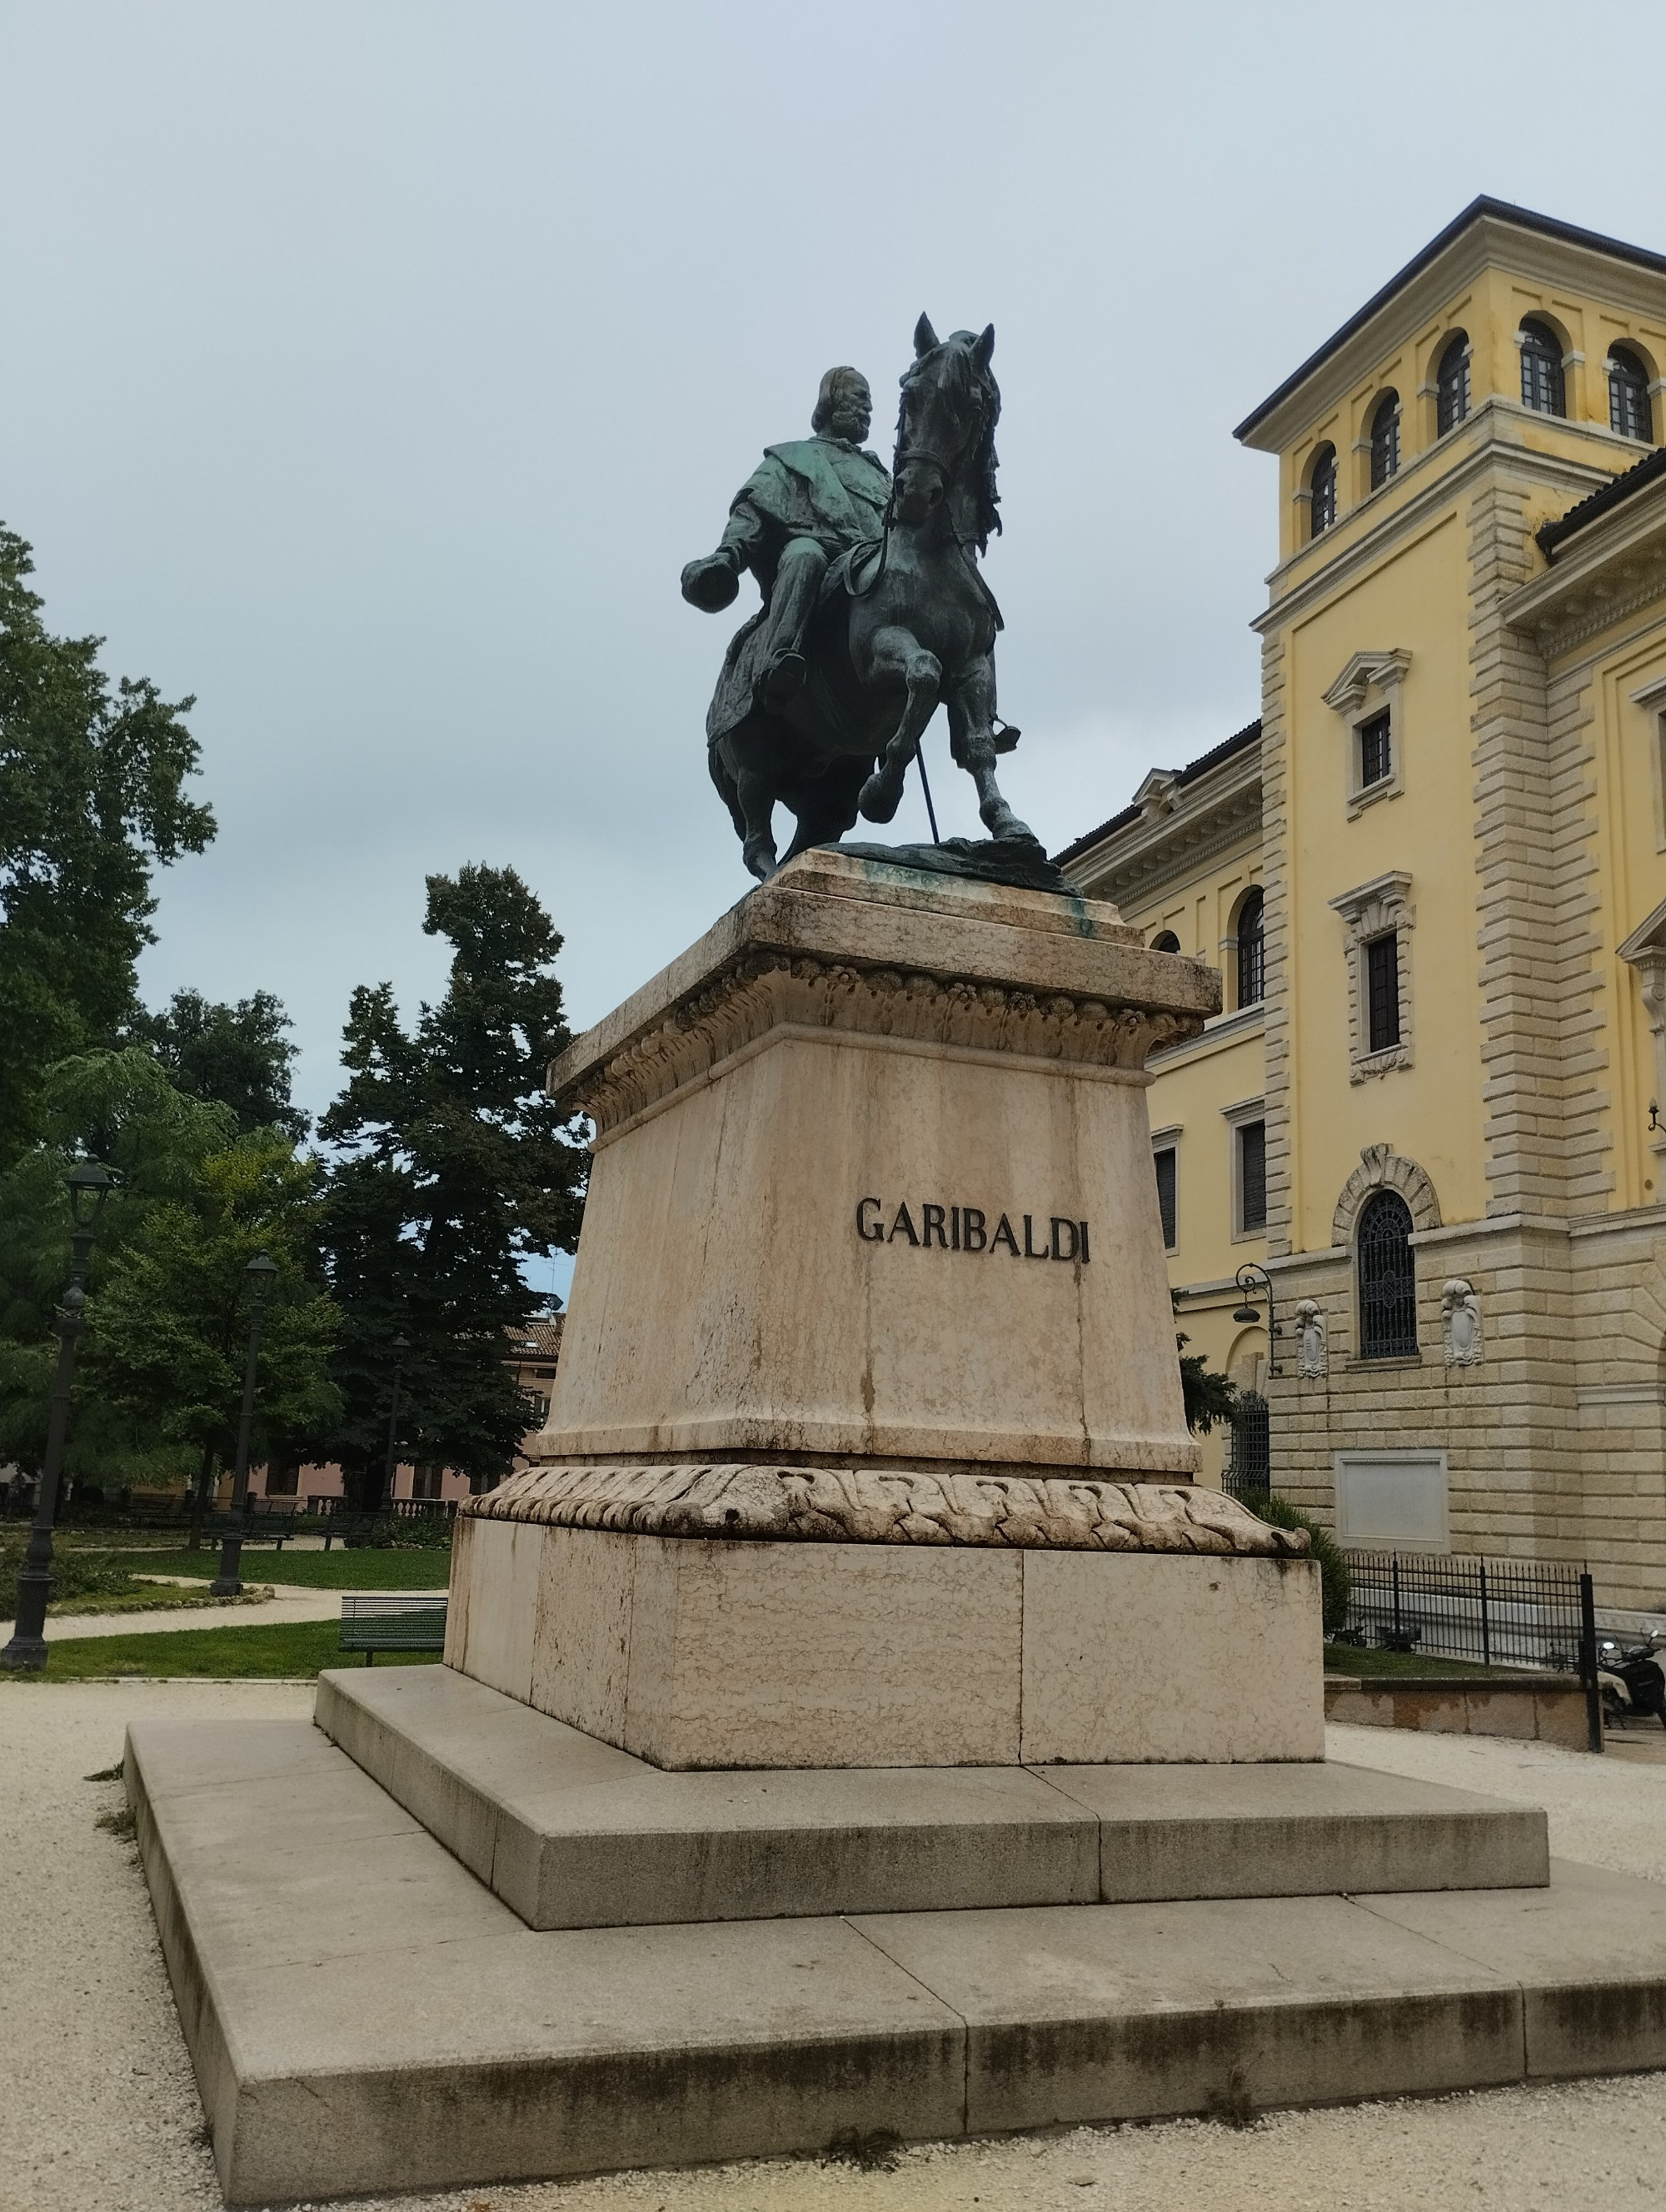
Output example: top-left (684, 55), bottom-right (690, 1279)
top-left (466, 1462), bottom-right (1308, 1557)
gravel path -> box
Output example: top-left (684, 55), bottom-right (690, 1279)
top-left (44, 1586), bottom-right (348, 1639)
top-left (3, 1686), bottom-right (1664, 2212)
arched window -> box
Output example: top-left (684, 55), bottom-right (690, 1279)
top-left (1357, 1189), bottom-right (1417, 1358)
top-left (1369, 392), bottom-right (1400, 490)
top-left (1308, 444), bottom-right (1337, 538)
top-left (1235, 887), bottom-right (1265, 1009)
top-left (1435, 333), bottom-right (1470, 435)
top-left (1150, 929), bottom-right (1180, 953)
top-left (1519, 319), bottom-right (1565, 417)
top-left (1609, 346), bottom-right (1654, 443)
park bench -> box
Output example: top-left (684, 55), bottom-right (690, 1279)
top-left (338, 1592), bottom-right (448, 1665)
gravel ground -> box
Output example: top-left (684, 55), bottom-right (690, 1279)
top-left (3, 1684), bottom-right (1665, 2212)
top-left (43, 1586), bottom-right (346, 1640)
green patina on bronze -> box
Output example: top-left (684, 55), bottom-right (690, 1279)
top-left (681, 329), bottom-right (1061, 892)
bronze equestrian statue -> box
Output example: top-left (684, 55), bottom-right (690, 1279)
top-left (683, 317), bottom-right (1055, 889)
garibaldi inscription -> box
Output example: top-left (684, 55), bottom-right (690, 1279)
top-left (856, 1197), bottom-right (1090, 1261)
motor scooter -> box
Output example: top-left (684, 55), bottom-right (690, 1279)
top-left (1597, 1629), bottom-right (1666, 1730)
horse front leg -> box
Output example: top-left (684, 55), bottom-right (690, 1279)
top-left (947, 652), bottom-right (1035, 843)
top-left (735, 765), bottom-right (779, 879)
top-left (858, 625), bottom-right (940, 825)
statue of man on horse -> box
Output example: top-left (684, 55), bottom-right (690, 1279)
top-left (682, 316), bottom-right (1050, 889)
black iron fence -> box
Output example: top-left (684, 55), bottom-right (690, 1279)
top-left (1339, 1548), bottom-right (1592, 1674)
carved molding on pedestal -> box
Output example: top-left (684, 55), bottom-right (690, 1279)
top-left (563, 954), bottom-right (1202, 1134)
top-left (465, 1461), bottom-right (1311, 1557)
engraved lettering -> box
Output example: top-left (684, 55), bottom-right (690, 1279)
top-left (990, 1213), bottom-right (1020, 1256)
top-left (962, 1207), bottom-right (987, 1252)
top-left (888, 1202), bottom-right (920, 1246)
top-left (921, 1203), bottom-right (949, 1249)
top-left (1050, 1217), bottom-right (1079, 1261)
top-left (856, 1196), bottom-right (884, 1242)
top-left (950, 1205), bottom-right (961, 1251)
top-left (1022, 1213), bottom-right (1049, 1260)
top-left (1080, 1219), bottom-right (1090, 1263)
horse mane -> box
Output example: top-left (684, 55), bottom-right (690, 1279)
top-left (894, 334), bottom-right (1002, 555)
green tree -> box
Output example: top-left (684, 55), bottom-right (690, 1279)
top-left (124, 987), bottom-right (308, 1139)
top-left (0, 525), bottom-right (213, 1170)
top-left (82, 1133), bottom-right (340, 1537)
top-left (313, 864), bottom-right (587, 1504)
top-left (1177, 1332), bottom-right (1237, 1435)
top-left (0, 1050), bottom-right (236, 1485)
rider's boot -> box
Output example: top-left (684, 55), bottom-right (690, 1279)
top-left (759, 651), bottom-right (807, 708)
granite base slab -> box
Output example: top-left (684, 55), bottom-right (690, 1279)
top-left (128, 1714), bottom-right (1666, 2205)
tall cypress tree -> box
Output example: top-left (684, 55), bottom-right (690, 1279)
top-left (315, 865), bottom-right (586, 1502)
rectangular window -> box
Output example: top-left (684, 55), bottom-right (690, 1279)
top-left (1154, 1147), bottom-right (1177, 1249)
top-left (1238, 1121), bottom-right (1267, 1234)
top-left (1359, 710), bottom-right (1391, 787)
top-left (1366, 932), bottom-right (1400, 1052)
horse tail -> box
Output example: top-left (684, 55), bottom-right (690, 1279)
top-left (708, 737), bottom-right (749, 841)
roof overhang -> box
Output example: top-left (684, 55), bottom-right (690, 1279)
top-left (1235, 197), bottom-right (1666, 453)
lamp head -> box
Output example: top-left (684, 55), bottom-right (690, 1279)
top-left (246, 1252), bottom-right (279, 1299)
top-left (392, 1334), bottom-right (411, 1356)
top-left (1232, 1302), bottom-right (1262, 1326)
top-left (64, 1158), bottom-right (117, 1228)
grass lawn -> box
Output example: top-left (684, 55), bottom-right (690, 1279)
top-left (7, 1618), bottom-right (442, 1681)
top-left (1324, 1642), bottom-right (1533, 1680)
top-left (103, 1546), bottom-right (453, 1591)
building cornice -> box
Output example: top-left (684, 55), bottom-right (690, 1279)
top-left (1501, 475), bottom-right (1666, 656)
top-left (1252, 402), bottom-right (1616, 636)
top-left (1148, 1002), bottom-right (1264, 1071)
top-left (1236, 202), bottom-right (1666, 452)
top-left (1068, 745), bottom-right (1262, 909)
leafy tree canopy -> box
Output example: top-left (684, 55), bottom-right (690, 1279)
top-left (0, 524), bottom-right (214, 1169)
top-left (0, 1049), bottom-right (238, 1480)
top-left (313, 864), bottom-right (587, 1499)
top-left (83, 1132), bottom-right (340, 1486)
top-left (124, 987), bottom-right (308, 1140)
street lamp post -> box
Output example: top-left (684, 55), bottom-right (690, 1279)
top-left (209, 1254), bottom-right (280, 1598)
top-left (2, 1162), bottom-right (118, 1672)
top-left (1230, 1263), bottom-right (1281, 1375)
top-left (380, 1334), bottom-right (410, 1512)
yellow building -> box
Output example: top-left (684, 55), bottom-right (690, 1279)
top-left (1062, 198), bottom-right (1666, 1609)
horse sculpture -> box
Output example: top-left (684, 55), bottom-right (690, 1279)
top-left (705, 316), bottom-right (1044, 884)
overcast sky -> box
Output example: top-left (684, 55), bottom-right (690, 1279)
top-left (6, 4), bottom-right (1664, 1269)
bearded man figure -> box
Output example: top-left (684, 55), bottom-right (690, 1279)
top-left (682, 366), bottom-right (890, 731)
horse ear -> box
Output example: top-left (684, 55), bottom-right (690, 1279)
top-left (914, 313), bottom-right (938, 357)
top-left (973, 323), bottom-right (995, 370)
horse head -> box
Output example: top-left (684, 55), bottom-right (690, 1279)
top-left (893, 316), bottom-right (1001, 548)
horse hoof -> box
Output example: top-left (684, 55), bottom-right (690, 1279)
top-left (859, 770), bottom-right (904, 824)
top-left (743, 839), bottom-right (778, 881)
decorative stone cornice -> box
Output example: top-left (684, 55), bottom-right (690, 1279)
top-left (466, 1461), bottom-right (1310, 1557)
top-left (561, 953), bottom-right (1203, 1136)
top-left (1503, 474), bottom-right (1666, 660)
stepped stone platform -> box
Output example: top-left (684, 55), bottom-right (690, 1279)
top-left (128, 1679), bottom-right (1666, 2205)
top-left (316, 1665), bottom-right (1547, 1926)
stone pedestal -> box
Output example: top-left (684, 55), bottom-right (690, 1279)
top-left (534, 849), bottom-right (1218, 1476)
top-left (446, 849), bottom-right (1322, 1767)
